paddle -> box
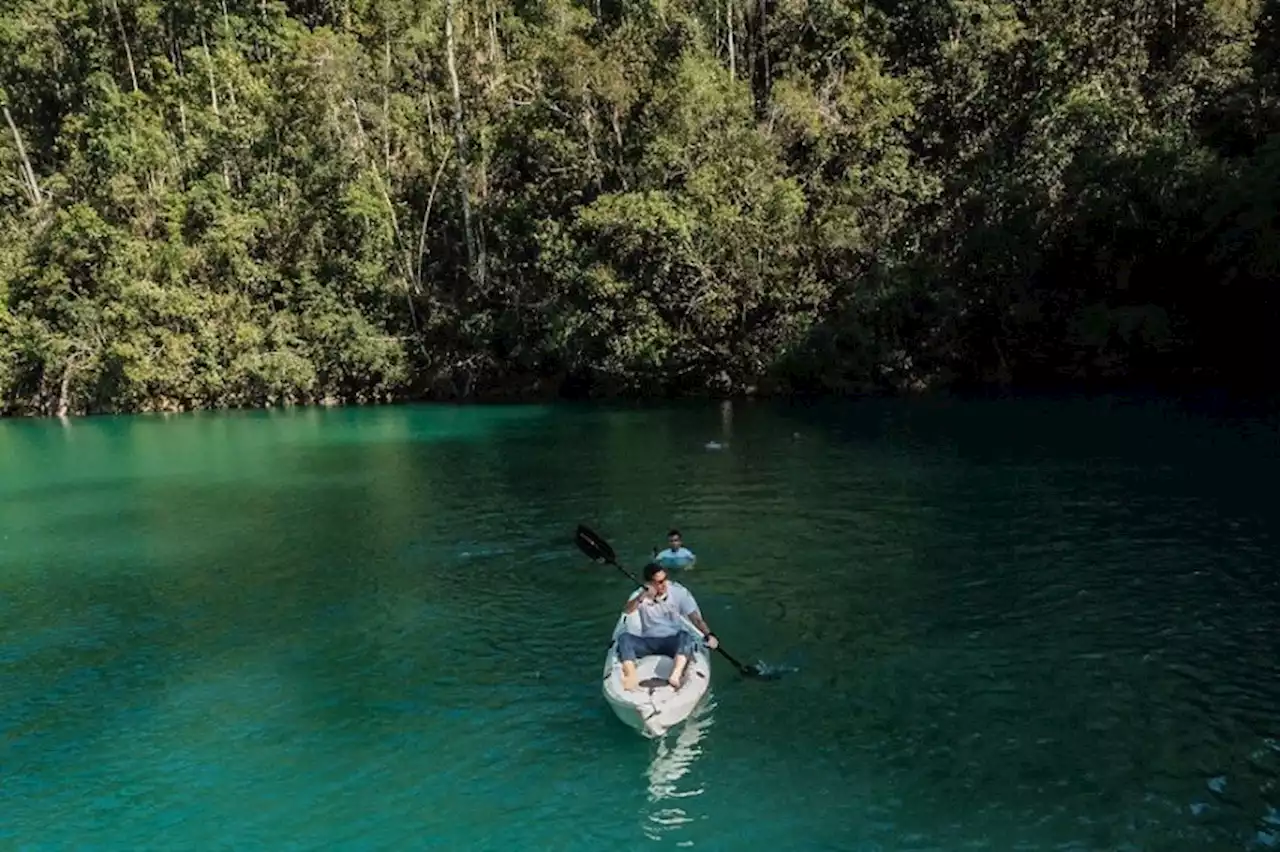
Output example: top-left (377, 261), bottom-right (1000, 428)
top-left (574, 523), bottom-right (782, 680)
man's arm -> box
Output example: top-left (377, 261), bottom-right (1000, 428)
top-left (624, 586), bottom-right (652, 614)
top-left (686, 608), bottom-right (711, 635)
top-left (684, 608), bottom-right (720, 647)
top-left (679, 591), bottom-right (712, 635)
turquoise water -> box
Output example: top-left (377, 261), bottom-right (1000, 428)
top-left (2, 397), bottom-right (1279, 850)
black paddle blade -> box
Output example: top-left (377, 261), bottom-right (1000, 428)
top-left (712, 644), bottom-right (793, 681)
top-left (574, 524), bottom-right (617, 564)
top-left (743, 661), bottom-right (797, 680)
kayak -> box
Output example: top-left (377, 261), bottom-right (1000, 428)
top-left (601, 602), bottom-right (712, 738)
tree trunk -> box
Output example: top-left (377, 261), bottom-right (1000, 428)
top-left (3, 105), bottom-right (43, 206)
top-left (416, 148), bottom-right (452, 289)
top-left (55, 351), bottom-right (86, 418)
top-left (727, 0), bottom-right (736, 80)
top-left (107, 0), bottom-right (139, 93)
top-left (384, 34), bottom-right (392, 175)
top-left (201, 27), bottom-right (231, 191)
top-left (220, 0), bottom-right (238, 108)
top-left (444, 0), bottom-right (485, 291)
top-left (201, 27), bottom-right (220, 116)
top-left (757, 0), bottom-right (770, 110)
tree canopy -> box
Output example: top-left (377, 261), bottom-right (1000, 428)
top-left (2, 0), bottom-right (1277, 415)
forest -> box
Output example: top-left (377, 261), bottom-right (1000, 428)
top-left (1, 0), bottom-right (1277, 415)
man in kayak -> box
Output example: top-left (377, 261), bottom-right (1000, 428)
top-left (653, 529), bottom-right (696, 571)
top-left (619, 562), bottom-right (719, 691)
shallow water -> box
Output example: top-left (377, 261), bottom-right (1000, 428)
top-left (2, 396), bottom-right (1278, 850)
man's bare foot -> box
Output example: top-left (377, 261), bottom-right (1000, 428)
top-left (622, 668), bottom-right (639, 691)
top-left (668, 655), bottom-right (688, 690)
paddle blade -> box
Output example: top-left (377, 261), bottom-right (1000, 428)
top-left (744, 662), bottom-right (795, 680)
top-left (713, 643), bottom-right (794, 681)
top-left (574, 524), bottom-right (617, 565)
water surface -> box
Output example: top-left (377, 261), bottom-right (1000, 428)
top-left (2, 396), bottom-right (1278, 850)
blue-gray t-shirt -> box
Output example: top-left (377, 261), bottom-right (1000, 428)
top-left (630, 582), bottom-right (699, 637)
top-left (655, 546), bottom-right (696, 570)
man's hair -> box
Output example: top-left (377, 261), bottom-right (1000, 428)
top-left (643, 562), bottom-right (667, 582)
top-left (668, 529), bottom-right (681, 539)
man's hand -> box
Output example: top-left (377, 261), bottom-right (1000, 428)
top-left (626, 584), bottom-right (657, 613)
top-left (705, 633), bottom-right (719, 649)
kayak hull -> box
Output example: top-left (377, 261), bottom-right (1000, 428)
top-left (602, 611), bottom-right (712, 738)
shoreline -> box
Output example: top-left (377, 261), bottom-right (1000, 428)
top-left (5, 375), bottom-right (1277, 422)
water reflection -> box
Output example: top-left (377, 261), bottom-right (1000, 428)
top-left (642, 696), bottom-right (716, 843)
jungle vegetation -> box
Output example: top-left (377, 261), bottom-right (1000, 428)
top-left (1, 0), bottom-right (1277, 415)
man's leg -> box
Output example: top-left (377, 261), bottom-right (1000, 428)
top-left (667, 631), bottom-right (696, 688)
top-left (617, 632), bottom-right (649, 691)
top-left (617, 633), bottom-right (639, 690)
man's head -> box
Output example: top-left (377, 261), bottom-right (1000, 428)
top-left (643, 562), bottom-right (670, 595)
top-left (667, 529), bottom-right (682, 551)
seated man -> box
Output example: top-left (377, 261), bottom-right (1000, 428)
top-left (618, 563), bottom-right (719, 691)
top-left (653, 528), bottom-right (697, 571)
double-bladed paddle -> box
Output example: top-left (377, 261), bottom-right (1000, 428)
top-left (574, 523), bottom-right (783, 680)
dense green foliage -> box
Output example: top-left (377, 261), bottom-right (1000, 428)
top-left (2, 0), bottom-right (1277, 415)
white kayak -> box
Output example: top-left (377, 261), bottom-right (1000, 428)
top-left (601, 605), bottom-right (712, 738)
